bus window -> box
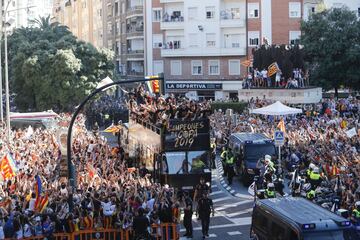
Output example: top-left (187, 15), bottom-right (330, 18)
top-left (188, 151), bottom-right (209, 174)
top-left (288, 229), bottom-right (299, 240)
top-left (271, 222), bottom-right (286, 240)
top-left (252, 210), bottom-right (268, 234)
top-left (164, 152), bottom-right (186, 174)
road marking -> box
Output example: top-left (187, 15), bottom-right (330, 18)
top-left (230, 190), bottom-right (235, 194)
top-left (222, 183), bottom-right (228, 188)
top-left (211, 184), bottom-right (217, 189)
top-left (228, 231), bottom-right (242, 235)
top-left (215, 199), bottom-right (253, 211)
top-left (235, 193), bottom-right (253, 200)
top-left (226, 186), bottom-right (231, 190)
top-left (213, 196), bottom-right (232, 203)
top-left (230, 217), bottom-right (253, 225)
top-left (226, 208), bottom-right (253, 217)
top-left (180, 220), bottom-right (251, 232)
top-left (210, 190), bottom-right (222, 196)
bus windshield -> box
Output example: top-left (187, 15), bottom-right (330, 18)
top-left (163, 151), bottom-right (209, 174)
top-left (244, 144), bottom-right (276, 161)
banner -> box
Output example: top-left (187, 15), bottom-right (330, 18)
top-left (268, 62), bottom-right (280, 77)
top-left (164, 119), bottom-right (210, 151)
top-left (241, 59), bottom-right (253, 67)
top-left (0, 153), bottom-right (18, 180)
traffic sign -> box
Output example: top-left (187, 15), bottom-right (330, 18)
top-left (274, 131), bottom-right (284, 146)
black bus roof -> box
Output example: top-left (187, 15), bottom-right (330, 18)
top-left (256, 197), bottom-right (351, 229)
top-left (231, 132), bottom-right (272, 144)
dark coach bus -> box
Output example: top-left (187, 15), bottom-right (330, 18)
top-left (124, 118), bottom-right (211, 191)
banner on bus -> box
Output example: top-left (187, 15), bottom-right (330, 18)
top-left (164, 119), bottom-right (210, 151)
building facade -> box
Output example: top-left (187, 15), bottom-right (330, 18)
top-left (4, 0), bottom-right (53, 30)
top-left (52, 0), bottom-right (104, 47)
top-left (145, 0), bottom-right (247, 100)
top-left (103, 0), bottom-right (145, 77)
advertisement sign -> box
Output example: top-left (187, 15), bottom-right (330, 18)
top-left (166, 83), bottom-right (222, 90)
top-left (164, 119), bottom-right (210, 151)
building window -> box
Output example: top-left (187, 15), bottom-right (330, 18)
top-left (189, 33), bottom-right (198, 47)
top-left (358, 7), bottom-right (360, 17)
top-left (153, 34), bottom-right (163, 48)
top-left (171, 60), bottom-right (182, 76)
top-left (248, 31), bottom-right (260, 46)
top-left (289, 2), bottom-right (301, 18)
top-left (153, 9), bottom-right (162, 22)
top-left (229, 60), bottom-right (240, 75)
top-left (153, 60), bottom-right (164, 75)
top-left (188, 7), bottom-right (197, 20)
top-left (206, 33), bottom-right (216, 47)
top-left (231, 8), bottom-right (241, 19)
top-left (115, 1), bottom-right (119, 16)
top-left (248, 3), bottom-right (259, 18)
top-left (121, 22), bottom-right (126, 34)
top-left (289, 31), bottom-right (301, 44)
top-left (206, 7), bottom-right (215, 19)
top-left (116, 60), bottom-right (120, 73)
top-left (208, 60), bottom-right (220, 75)
top-left (224, 34), bottom-right (241, 48)
top-left (192, 60), bottom-right (203, 75)
top-left (121, 2), bottom-right (125, 14)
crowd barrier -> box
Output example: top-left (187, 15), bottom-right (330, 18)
top-left (3, 223), bottom-right (179, 240)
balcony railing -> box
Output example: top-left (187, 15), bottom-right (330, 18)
top-left (127, 70), bottom-right (144, 76)
top-left (220, 10), bottom-right (241, 20)
top-left (162, 15), bottom-right (184, 22)
top-left (127, 49), bottom-right (144, 54)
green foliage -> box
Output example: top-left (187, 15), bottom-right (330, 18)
top-left (6, 17), bottom-right (114, 111)
top-left (301, 7), bottom-right (360, 90)
top-left (252, 44), bottom-right (305, 79)
top-left (210, 102), bottom-right (247, 113)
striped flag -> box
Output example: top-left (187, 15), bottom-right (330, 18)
top-left (268, 62), bottom-right (280, 77)
top-left (0, 153), bottom-right (18, 180)
top-left (34, 175), bottom-right (42, 210)
top-left (241, 59), bottom-right (253, 67)
top-left (38, 194), bottom-right (49, 213)
top-left (277, 118), bottom-right (286, 133)
top-left (104, 124), bottom-right (120, 133)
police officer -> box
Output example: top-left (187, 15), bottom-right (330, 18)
top-left (265, 183), bottom-right (276, 198)
top-left (309, 167), bottom-right (322, 189)
top-left (198, 193), bottom-right (214, 239)
top-left (226, 151), bottom-right (235, 185)
top-left (220, 146), bottom-right (229, 177)
top-left (352, 201), bottom-right (360, 226)
top-left (183, 191), bottom-right (193, 238)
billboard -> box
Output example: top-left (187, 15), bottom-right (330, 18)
top-left (164, 119), bottom-right (210, 151)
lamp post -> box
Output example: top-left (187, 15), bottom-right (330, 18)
top-left (2, 1), bottom-right (36, 141)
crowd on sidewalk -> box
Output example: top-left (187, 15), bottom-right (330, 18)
top-left (0, 114), bottom-right (185, 239)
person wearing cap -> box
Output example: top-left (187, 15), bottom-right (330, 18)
top-left (197, 192), bottom-right (214, 239)
top-left (265, 183), bottom-right (276, 198)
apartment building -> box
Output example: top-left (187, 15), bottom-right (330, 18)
top-left (52, 0), bottom-right (104, 47)
top-left (103, 0), bottom-right (145, 77)
top-left (145, 0), bottom-right (246, 100)
top-left (4, 0), bottom-right (53, 30)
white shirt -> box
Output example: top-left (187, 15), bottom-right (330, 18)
top-left (101, 201), bottom-right (115, 216)
top-left (261, 70), bottom-right (268, 78)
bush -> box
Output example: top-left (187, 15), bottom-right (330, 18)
top-left (211, 101), bottom-right (248, 113)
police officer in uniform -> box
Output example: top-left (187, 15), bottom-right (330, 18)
top-left (183, 191), bottom-right (193, 238)
top-left (309, 167), bottom-right (322, 190)
top-left (220, 147), bottom-right (229, 177)
top-left (352, 201), bottom-right (360, 227)
top-left (198, 193), bottom-right (214, 239)
top-left (226, 151), bottom-right (235, 185)
top-left (265, 183), bottom-right (276, 198)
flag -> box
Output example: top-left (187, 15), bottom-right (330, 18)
top-left (0, 153), bottom-right (18, 180)
top-left (86, 164), bottom-right (98, 180)
top-left (248, 181), bottom-right (255, 196)
top-left (268, 62), bottom-right (280, 77)
top-left (34, 175), bottom-right (42, 210)
top-left (104, 124), bottom-right (120, 133)
top-left (145, 76), bottom-right (160, 94)
top-left (38, 194), bottom-right (49, 213)
top-left (277, 118), bottom-right (286, 133)
top-left (241, 59), bottom-right (252, 67)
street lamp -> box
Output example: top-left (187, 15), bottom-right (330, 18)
top-left (1, 0), bottom-right (36, 141)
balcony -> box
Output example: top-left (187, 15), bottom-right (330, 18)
top-left (161, 47), bottom-right (246, 57)
top-left (219, 11), bottom-right (245, 28)
top-left (160, 19), bottom-right (184, 30)
top-left (160, 0), bottom-right (184, 3)
top-left (126, 50), bottom-right (144, 59)
top-left (126, 6), bottom-right (143, 18)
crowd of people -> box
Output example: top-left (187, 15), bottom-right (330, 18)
top-left (244, 68), bottom-right (309, 89)
top-left (211, 96), bottom-right (360, 213)
top-left (128, 84), bottom-right (212, 127)
top-left (0, 113), bottom-right (188, 239)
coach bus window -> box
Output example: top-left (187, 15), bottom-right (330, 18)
top-left (271, 222), bottom-right (286, 240)
top-left (164, 152), bottom-right (186, 174)
top-left (188, 151), bottom-right (208, 173)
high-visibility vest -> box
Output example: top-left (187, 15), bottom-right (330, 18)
top-left (220, 150), bottom-right (228, 159)
top-left (306, 190), bottom-right (315, 199)
top-left (353, 209), bottom-right (360, 218)
top-left (211, 143), bottom-right (216, 149)
top-left (226, 156), bottom-right (234, 165)
top-left (310, 172), bottom-right (320, 181)
top-left (265, 189), bottom-right (275, 198)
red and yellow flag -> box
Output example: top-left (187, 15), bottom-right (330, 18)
top-left (0, 153), bottom-right (18, 180)
top-left (104, 124), bottom-right (120, 133)
top-left (268, 62), bottom-right (280, 77)
top-left (277, 118), bottom-right (286, 133)
top-left (241, 59), bottom-right (253, 67)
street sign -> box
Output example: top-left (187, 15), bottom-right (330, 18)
top-left (274, 131), bottom-right (284, 146)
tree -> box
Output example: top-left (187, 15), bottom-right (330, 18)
top-left (301, 7), bottom-right (360, 94)
top-left (6, 16), bottom-right (114, 111)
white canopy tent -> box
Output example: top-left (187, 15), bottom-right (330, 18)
top-left (250, 101), bottom-right (302, 116)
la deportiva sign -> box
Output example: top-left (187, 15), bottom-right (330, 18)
top-left (166, 83), bottom-right (222, 90)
